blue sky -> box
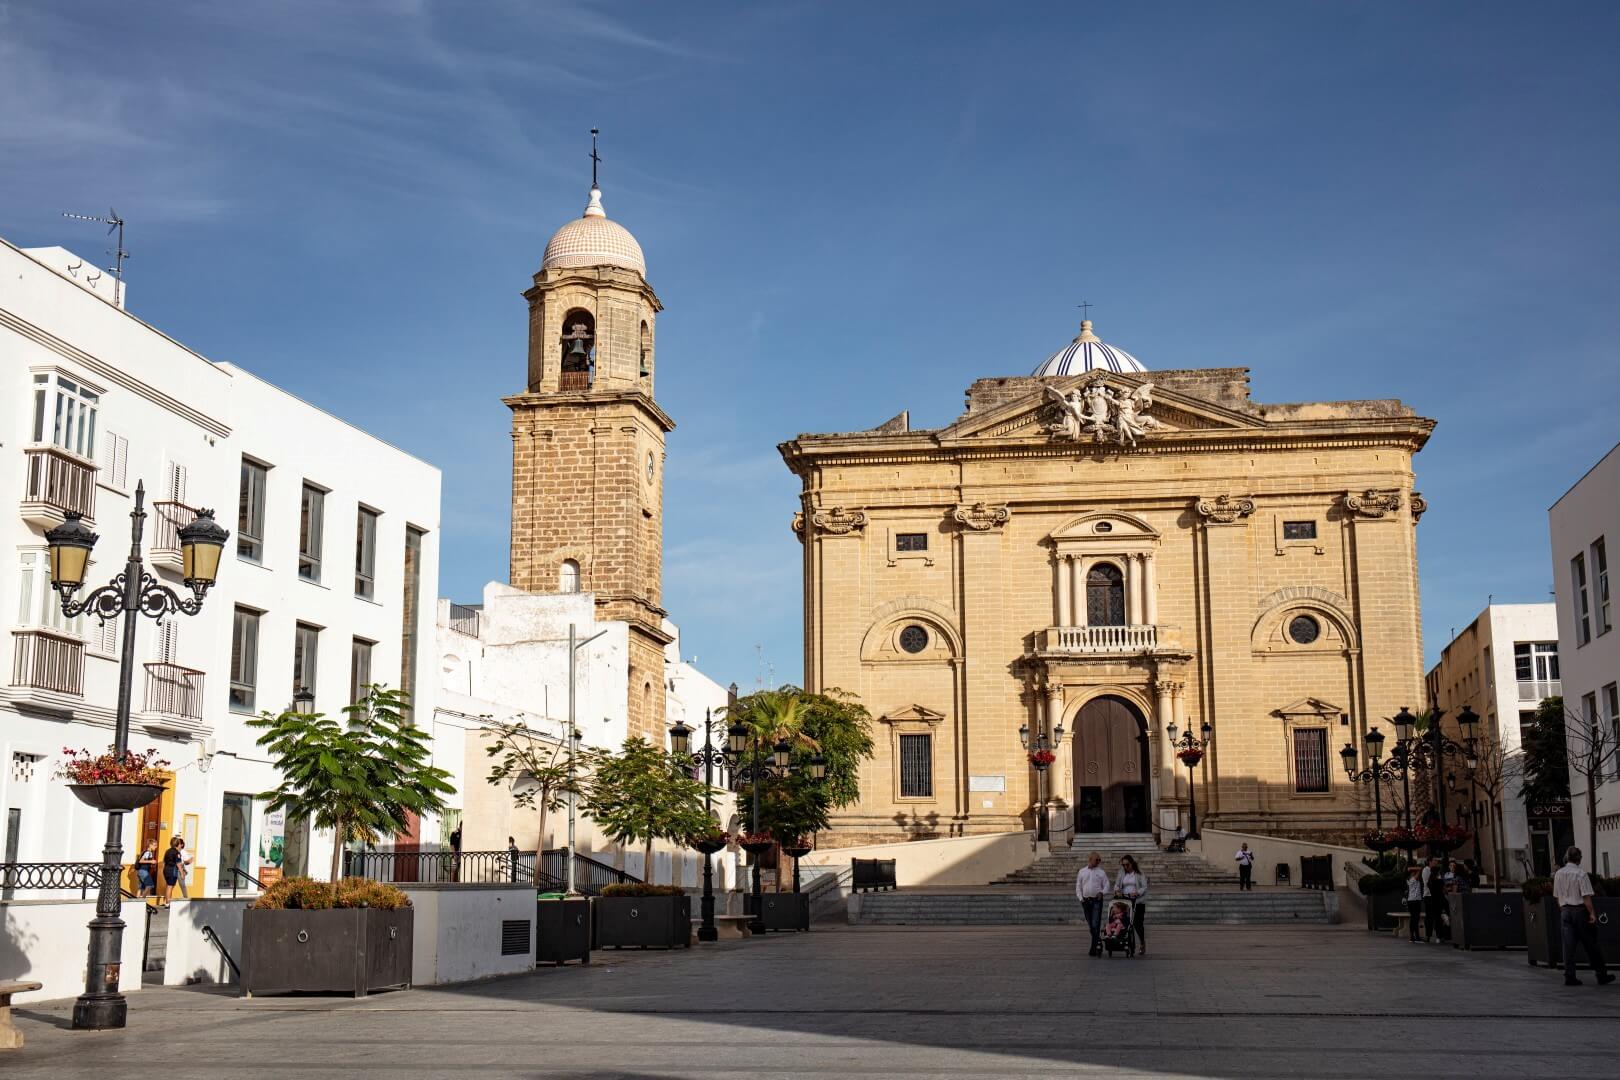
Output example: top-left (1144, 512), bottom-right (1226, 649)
top-left (3, 1), bottom-right (1617, 689)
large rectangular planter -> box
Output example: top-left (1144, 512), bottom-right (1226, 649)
top-left (241, 907), bottom-right (412, 997)
top-left (592, 895), bottom-right (691, 950)
top-left (1364, 890), bottom-right (1405, 932)
top-left (1525, 895), bottom-right (1620, 968)
top-left (1447, 892), bottom-right (1526, 950)
top-left (536, 898), bottom-right (591, 965)
top-left (747, 892), bottom-right (809, 932)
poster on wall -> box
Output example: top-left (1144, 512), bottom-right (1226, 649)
top-left (259, 808), bottom-right (286, 887)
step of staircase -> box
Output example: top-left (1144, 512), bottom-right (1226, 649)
top-left (853, 890), bottom-right (1332, 926)
top-left (994, 835), bottom-right (1237, 888)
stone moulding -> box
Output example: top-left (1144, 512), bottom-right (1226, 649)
top-left (1342, 488), bottom-right (1403, 520)
top-left (1194, 494), bottom-right (1256, 524)
top-left (1410, 492), bottom-right (1428, 523)
top-left (949, 502), bottom-right (1011, 532)
top-left (808, 506), bottom-right (869, 535)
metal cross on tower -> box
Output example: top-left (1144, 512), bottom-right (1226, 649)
top-left (1077, 300), bottom-right (1094, 320)
top-left (590, 128), bottom-right (601, 188)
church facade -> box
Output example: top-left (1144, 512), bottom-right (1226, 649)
top-left (780, 322), bottom-right (1435, 847)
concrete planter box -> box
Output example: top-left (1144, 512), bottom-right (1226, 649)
top-left (747, 892), bottom-right (809, 932)
top-left (1448, 892), bottom-right (1526, 950)
top-left (536, 898), bottom-right (591, 965)
top-left (241, 907), bottom-right (413, 997)
top-left (1363, 889), bottom-right (1405, 932)
top-left (1525, 895), bottom-right (1620, 968)
top-left (593, 895), bottom-right (691, 949)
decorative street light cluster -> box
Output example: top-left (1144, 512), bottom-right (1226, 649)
top-left (1166, 719), bottom-right (1213, 838)
top-left (1018, 720), bottom-right (1064, 841)
top-left (669, 686), bottom-right (827, 938)
top-left (1340, 705), bottom-right (1479, 837)
top-left (44, 484), bottom-right (229, 1031)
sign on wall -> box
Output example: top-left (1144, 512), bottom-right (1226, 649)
top-left (968, 775), bottom-right (1006, 793)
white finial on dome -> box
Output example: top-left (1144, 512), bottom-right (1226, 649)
top-left (584, 187), bottom-right (606, 218)
top-left (1076, 319), bottom-right (1100, 343)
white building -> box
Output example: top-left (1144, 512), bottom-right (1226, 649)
top-left (1550, 442), bottom-right (1620, 877)
top-left (1426, 603), bottom-right (1562, 880)
top-left (1, 237), bottom-right (441, 892)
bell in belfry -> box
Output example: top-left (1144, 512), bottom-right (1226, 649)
top-left (561, 322), bottom-right (593, 371)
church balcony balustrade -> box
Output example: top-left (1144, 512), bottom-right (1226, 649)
top-left (1038, 624), bottom-right (1179, 655)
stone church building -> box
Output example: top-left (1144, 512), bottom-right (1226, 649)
top-left (780, 321), bottom-right (1434, 846)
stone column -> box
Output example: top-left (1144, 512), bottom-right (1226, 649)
top-left (1071, 556), bottom-right (1087, 628)
top-left (1155, 680), bottom-right (1177, 831)
top-left (1046, 683), bottom-right (1068, 812)
top-left (1129, 553), bottom-right (1146, 625)
top-left (1056, 555), bottom-right (1072, 626)
top-left (1143, 553), bottom-right (1158, 626)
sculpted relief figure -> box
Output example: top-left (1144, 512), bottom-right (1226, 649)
top-left (1109, 383), bottom-right (1161, 447)
top-left (1044, 378), bottom-right (1161, 447)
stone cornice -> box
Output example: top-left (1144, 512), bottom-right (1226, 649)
top-left (504, 388), bottom-right (675, 433)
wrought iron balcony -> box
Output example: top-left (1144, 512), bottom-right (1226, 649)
top-left (149, 500), bottom-right (199, 573)
top-left (1038, 624), bottom-right (1177, 655)
top-left (10, 627), bottom-right (85, 696)
top-left (144, 661), bottom-right (205, 720)
top-left (20, 445), bottom-right (97, 528)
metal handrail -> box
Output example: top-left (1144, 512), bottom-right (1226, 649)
top-left (200, 925), bottom-right (240, 979)
top-left (340, 847), bottom-right (640, 893)
top-left (223, 867), bottom-right (264, 899)
top-left (0, 861), bottom-right (138, 899)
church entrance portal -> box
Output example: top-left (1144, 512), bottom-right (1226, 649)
top-left (1072, 695), bottom-right (1151, 833)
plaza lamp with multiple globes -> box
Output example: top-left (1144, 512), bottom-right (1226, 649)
top-left (44, 483), bottom-right (228, 1031)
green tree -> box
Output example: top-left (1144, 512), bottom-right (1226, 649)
top-left (581, 737), bottom-right (710, 886)
top-left (482, 719), bottom-right (582, 886)
top-left (1519, 696), bottom-right (1571, 808)
top-left (248, 685), bottom-right (454, 882)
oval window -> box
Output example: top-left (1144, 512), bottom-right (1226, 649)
top-left (899, 625), bottom-right (930, 654)
top-left (1288, 615), bottom-right (1321, 645)
top-left (1094, 521), bottom-right (1113, 533)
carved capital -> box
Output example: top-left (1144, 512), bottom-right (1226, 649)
top-left (1410, 492), bottom-right (1428, 524)
top-left (1343, 489), bottom-right (1403, 520)
top-left (808, 506), bottom-right (869, 536)
top-left (950, 501), bottom-right (1011, 532)
top-left (791, 511), bottom-right (806, 543)
top-left (1195, 494), bottom-right (1256, 525)
top-left (1157, 678), bottom-right (1186, 697)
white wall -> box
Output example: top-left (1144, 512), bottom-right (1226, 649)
top-left (1188, 828), bottom-right (1368, 887)
top-left (160, 897), bottom-right (252, 986)
top-left (400, 884), bottom-right (534, 985)
top-left (0, 898), bottom-right (146, 1002)
top-left (799, 832), bottom-right (1037, 887)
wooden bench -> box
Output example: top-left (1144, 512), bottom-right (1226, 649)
top-left (691, 915), bottom-right (753, 942)
top-left (0, 981), bottom-right (42, 1051)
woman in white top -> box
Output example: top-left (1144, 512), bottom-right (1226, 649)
top-left (1114, 854), bottom-right (1149, 955)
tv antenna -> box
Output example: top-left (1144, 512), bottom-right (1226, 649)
top-left (62, 208), bottom-right (128, 306)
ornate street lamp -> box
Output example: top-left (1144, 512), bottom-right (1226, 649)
top-left (1342, 726), bottom-right (1397, 832)
top-left (44, 484), bottom-right (226, 1031)
top-left (671, 710), bottom-right (730, 942)
top-left (1019, 721), bottom-right (1065, 842)
top-left (1166, 719), bottom-right (1212, 838)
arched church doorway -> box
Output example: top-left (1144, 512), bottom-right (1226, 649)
top-left (1072, 695), bottom-right (1151, 833)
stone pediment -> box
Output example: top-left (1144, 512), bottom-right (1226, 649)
top-left (939, 372), bottom-right (1261, 445)
top-left (1272, 697), bottom-right (1345, 718)
top-left (879, 704), bottom-right (946, 726)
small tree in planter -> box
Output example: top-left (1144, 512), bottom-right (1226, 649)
top-left (581, 737), bottom-right (711, 886)
top-left (248, 685), bottom-right (454, 882)
top-left (482, 718), bottom-right (581, 886)
top-left (242, 876), bottom-right (413, 996)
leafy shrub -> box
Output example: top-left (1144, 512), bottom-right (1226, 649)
top-left (1358, 872), bottom-right (1407, 896)
top-left (1361, 852), bottom-right (1405, 874)
top-left (56, 747), bottom-right (170, 785)
top-left (252, 875), bottom-right (411, 910)
top-left (600, 883), bottom-right (686, 898)
top-left (1521, 877), bottom-right (1552, 901)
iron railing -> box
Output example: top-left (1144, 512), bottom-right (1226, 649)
top-left (150, 500), bottom-right (199, 557)
top-left (222, 867), bottom-right (264, 898)
top-left (0, 861), bottom-right (107, 898)
top-left (446, 604), bottom-right (481, 637)
top-left (200, 925), bottom-right (240, 979)
top-left (22, 445), bottom-right (97, 520)
top-left (538, 849), bottom-right (640, 894)
top-left (343, 848), bottom-right (639, 893)
top-left (144, 661), bottom-right (205, 719)
top-left (11, 628), bottom-right (85, 695)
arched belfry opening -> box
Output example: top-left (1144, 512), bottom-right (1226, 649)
top-left (638, 320), bottom-right (652, 383)
top-left (560, 309), bottom-right (595, 390)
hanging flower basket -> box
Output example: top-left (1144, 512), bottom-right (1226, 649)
top-left (780, 838), bottom-right (814, 859)
top-left (1414, 823), bottom-right (1470, 854)
top-left (738, 831), bottom-right (775, 856)
top-left (1363, 829), bottom-right (1406, 854)
top-left (57, 747), bottom-right (169, 812)
top-left (1027, 749), bottom-right (1056, 768)
top-left (688, 830), bottom-right (730, 856)
top-left (1175, 747), bottom-right (1205, 766)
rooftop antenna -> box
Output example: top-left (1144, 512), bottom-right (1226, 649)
top-left (590, 128), bottom-right (601, 189)
top-left (62, 208), bottom-right (127, 307)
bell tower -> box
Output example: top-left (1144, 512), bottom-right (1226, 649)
top-left (506, 134), bottom-right (674, 742)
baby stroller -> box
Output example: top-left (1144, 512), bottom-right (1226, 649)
top-left (1102, 899), bottom-right (1136, 957)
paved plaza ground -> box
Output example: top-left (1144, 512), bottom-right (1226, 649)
top-left (10, 922), bottom-right (1618, 1079)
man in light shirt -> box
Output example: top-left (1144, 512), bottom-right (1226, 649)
top-left (1552, 846), bottom-right (1613, 986)
top-left (1075, 851), bottom-right (1110, 957)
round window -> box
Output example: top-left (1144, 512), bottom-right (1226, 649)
top-left (1094, 521), bottom-right (1113, 533)
top-left (899, 625), bottom-right (930, 654)
top-left (1288, 615), bottom-right (1321, 645)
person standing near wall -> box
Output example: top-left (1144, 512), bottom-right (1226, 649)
top-left (1235, 843), bottom-right (1255, 891)
top-left (1075, 851), bottom-right (1110, 957)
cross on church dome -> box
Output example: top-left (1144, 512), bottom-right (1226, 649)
top-left (541, 131), bottom-right (646, 275)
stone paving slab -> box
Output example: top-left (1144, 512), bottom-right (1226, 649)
top-left (9, 923), bottom-right (1617, 1079)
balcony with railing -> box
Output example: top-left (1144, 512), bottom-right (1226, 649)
top-left (1037, 624), bottom-right (1180, 655)
top-left (20, 446), bottom-right (97, 528)
top-left (143, 661), bottom-right (205, 721)
top-left (1518, 679), bottom-right (1562, 702)
top-left (149, 500), bottom-right (199, 573)
top-left (10, 628), bottom-right (85, 696)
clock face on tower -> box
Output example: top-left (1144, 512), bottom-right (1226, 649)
top-left (646, 450), bottom-right (655, 483)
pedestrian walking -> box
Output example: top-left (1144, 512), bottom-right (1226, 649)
top-left (135, 839), bottom-right (159, 898)
top-left (1075, 851), bottom-right (1110, 957)
top-left (1115, 854), bottom-right (1149, 956)
top-left (172, 836), bottom-right (193, 899)
top-left (1235, 842), bottom-right (1255, 890)
top-left (1404, 865), bottom-right (1424, 943)
top-left (1553, 846), bottom-right (1614, 987)
top-left (1421, 857), bottom-right (1448, 943)
top-left (159, 837), bottom-right (182, 906)
top-left (507, 836), bottom-right (520, 883)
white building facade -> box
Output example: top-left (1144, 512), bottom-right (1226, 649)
top-left (1426, 603), bottom-right (1562, 880)
top-left (1550, 442), bottom-right (1620, 877)
top-left (1, 237), bottom-right (441, 892)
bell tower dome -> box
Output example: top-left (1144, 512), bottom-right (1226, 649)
top-left (506, 131), bottom-right (674, 742)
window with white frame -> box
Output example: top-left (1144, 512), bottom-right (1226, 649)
top-left (1594, 537), bottom-right (1611, 636)
top-left (229, 607), bottom-right (260, 713)
top-left (355, 507), bottom-right (379, 599)
top-left (293, 622), bottom-right (320, 703)
top-left (16, 550), bottom-right (84, 637)
top-left (1573, 553), bottom-right (1592, 646)
top-left (31, 372), bottom-right (100, 458)
top-left (299, 483), bottom-right (325, 582)
top-left (1605, 682), bottom-right (1620, 781)
top-left (238, 458), bottom-right (269, 562)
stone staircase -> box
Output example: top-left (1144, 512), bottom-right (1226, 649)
top-left (993, 834), bottom-right (1235, 889)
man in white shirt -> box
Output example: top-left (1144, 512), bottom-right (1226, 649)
top-left (1235, 843), bottom-right (1255, 891)
top-left (1552, 846), bottom-right (1613, 986)
top-left (1074, 851), bottom-right (1110, 957)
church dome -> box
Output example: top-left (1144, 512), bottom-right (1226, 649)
top-left (541, 187), bottom-right (646, 275)
top-left (1032, 320), bottom-right (1146, 376)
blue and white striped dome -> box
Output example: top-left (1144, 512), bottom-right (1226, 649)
top-left (1032, 320), bottom-right (1146, 376)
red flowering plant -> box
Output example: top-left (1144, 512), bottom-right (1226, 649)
top-left (1175, 746), bottom-right (1206, 766)
top-left (1363, 827), bottom-right (1413, 852)
top-left (55, 746), bottom-right (170, 786)
top-left (737, 830), bottom-right (775, 852)
top-left (1413, 822), bottom-right (1470, 851)
top-left (1027, 749), bottom-right (1057, 767)
top-left (687, 827), bottom-right (732, 855)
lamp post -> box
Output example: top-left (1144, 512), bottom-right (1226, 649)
top-left (1018, 721), bottom-right (1065, 842)
top-left (1340, 726), bottom-right (1395, 831)
top-left (669, 707), bottom-right (727, 943)
top-left (44, 485), bottom-right (227, 1031)
top-left (1166, 719), bottom-right (1212, 839)
top-left (1342, 707), bottom-right (1478, 843)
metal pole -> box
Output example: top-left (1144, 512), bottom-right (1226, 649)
top-left (748, 735), bottom-right (765, 935)
top-left (567, 623), bottom-right (577, 896)
top-left (698, 709), bottom-right (717, 942)
top-left (73, 487), bottom-right (146, 1031)
top-left (1372, 767), bottom-right (1383, 831)
top-left (1432, 726), bottom-right (1447, 826)
top-left (1186, 759), bottom-right (1199, 839)
top-left (1399, 748), bottom-right (1413, 832)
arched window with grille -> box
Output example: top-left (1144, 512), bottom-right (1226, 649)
top-left (1086, 562), bottom-right (1126, 626)
top-left (559, 559), bottom-right (581, 594)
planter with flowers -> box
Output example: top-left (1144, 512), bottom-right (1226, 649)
top-left (1414, 823), bottom-right (1470, 855)
top-left (1174, 747), bottom-right (1206, 767)
top-left (738, 830), bottom-right (776, 857)
top-left (687, 828), bottom-right (731, 856)
top-left (241, 877), bottom-right (414, 997)
top-left (57, 747), bottom-right (169, 812)
top-left (1363, 828), bottom-right (1412, 854)
top-left (1027, 749), bottom-right (1057, 769)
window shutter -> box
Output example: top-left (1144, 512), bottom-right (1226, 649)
top-left (96, 614), bottom-right (120, 655)
top-left (166, 459), bottom-right (188, 502)
top-left (157, 620), bottom-right (179, 664)
top-left (99, 431), bottom-right (129, 488)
